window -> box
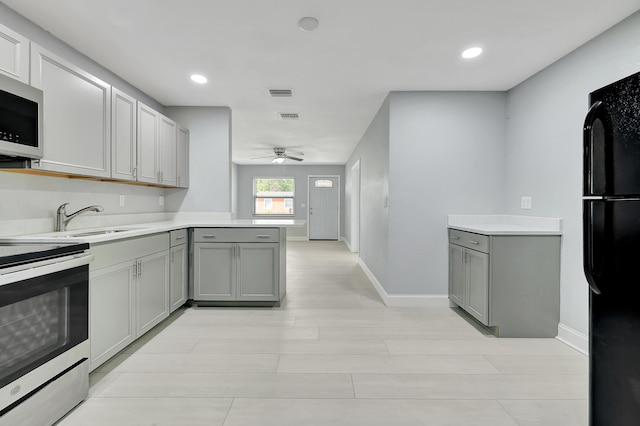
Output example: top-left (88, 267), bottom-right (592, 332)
top-left (315, 179), bottom-right (334, 188)
top-left (254, 177), bottom-right (294, 216)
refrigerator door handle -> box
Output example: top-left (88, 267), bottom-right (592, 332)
top-left (583, 101), bottom-right (613, 196)
top-left (583, 200), bottom-right (605, 294)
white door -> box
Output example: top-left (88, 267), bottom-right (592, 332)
top-left (309, 176), bottom-right (339, 240)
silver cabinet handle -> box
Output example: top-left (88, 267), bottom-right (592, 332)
top-left (256, 235), bottom-right (271, 239)
top-left (451, 236), bottom-right (460, 240)
top-left (175, 236), bottom-right (185, 241)
top-left (133, 261), bottom-right (138, 277)
top-left (138, 260), bottom-right (143, 277)
top-left (469, 240), bottom-right (480, 245)
top-left (202, 235), bottom-right (217, 239)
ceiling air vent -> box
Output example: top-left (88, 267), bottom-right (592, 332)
top-left (269, 89), bottom-right (293, 97)
top-left (279, 113), bottom-right (300, 120)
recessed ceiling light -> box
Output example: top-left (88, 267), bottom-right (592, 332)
top-left (461, 47), bottom-right (483, 59)
top-left (190, 74), bottom-right (207, 84)
top-left (298, 17), bottom-right (319, 32)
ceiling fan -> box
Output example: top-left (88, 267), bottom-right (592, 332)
top-left (253, 147), bottom-right (304, 163)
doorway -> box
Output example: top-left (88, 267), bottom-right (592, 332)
top-left (308, 176), bottom-right (340, 240)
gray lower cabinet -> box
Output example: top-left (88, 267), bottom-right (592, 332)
top-left (448, 228), bottom-right (560, 337)
top-left (169, 229), bottom-right (188, 312)
top-left (192, 228), bottom-right (280, 302)
top-left (89, 233), bottom-right (170, 371)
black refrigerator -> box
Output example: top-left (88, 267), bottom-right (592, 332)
top-left (583, 71), bottom-right (640, 425)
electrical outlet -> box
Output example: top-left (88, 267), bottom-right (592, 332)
top-left (119, 194), bottom-right (125, 207)
top-left (521, 196), bottom-right (532, 210)
top-left (159, 195), bottom-right (164, 206)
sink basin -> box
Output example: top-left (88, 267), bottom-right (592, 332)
top-left (53, 228), bottom-right (141, 238)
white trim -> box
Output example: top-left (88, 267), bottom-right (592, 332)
top-left (343, 238), bottom-right (353, 252)
top-left (358, 258), bottom-right (449, 308)
top-left (307, 175), bottom-right (341, 240)
top-left (556, 323), bottom-right (588, 355)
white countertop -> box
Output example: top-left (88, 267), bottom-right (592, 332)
top-left (0, 218), bottom-right (306, 244)
top-left (447, 215), bottom-right (562, 235)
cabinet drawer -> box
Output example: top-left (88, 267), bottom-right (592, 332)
top-left (448, 229), bottom-right (489, 253)
top-left (90, 233), bottom-right (170, 271)
top-left (170, 229), bottom-right (188, 246)
top-left (193, 228), bottom-right (279, 243)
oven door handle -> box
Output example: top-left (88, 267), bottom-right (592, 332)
top-left (0, 253), bottom-right (94, 286)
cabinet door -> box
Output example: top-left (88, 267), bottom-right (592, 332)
top-left (0, 23), bottom-right (29, 83)
top-left (194, 243), bottom-right (235, 300)
top-left (89, 261), bottom-right (136, 372)
top-left (137, 102), bottom-right (159, 184)
top-left (30, 44), bottom-right (111, 177)
top-left (448, 244), bottom-right (465, 307)
top-left (136, 250), bottom-right (170, 337)
top-left (466, 249), bottom-right (489, 325)
top-left (237, 243), bottom-right (279, 301)
top-left (177, 126), bottom-right (189, 188)
top-left (111, 88), bottom-right (137, 181)
top-left (170, 244), bottom-right (188, 312)
top-left (159, 115), bottom-right (177, 186)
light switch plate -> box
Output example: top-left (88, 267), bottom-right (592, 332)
top-left (159, 195), bottom-right (164, 206)
top-left (119, 195), bottom-right (125, 207)
top-left (521, 196), bottom-right (532, 210)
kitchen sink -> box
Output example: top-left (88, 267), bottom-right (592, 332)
top-left (53, 228), bottom-right (142, 238)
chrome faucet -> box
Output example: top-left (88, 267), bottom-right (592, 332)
top-left (56, 203), bottom-right (104, 232)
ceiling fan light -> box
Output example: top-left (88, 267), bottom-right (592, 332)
top-left (272, 157), bottom-right (285, 164)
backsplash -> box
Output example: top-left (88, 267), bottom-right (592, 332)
top-left (0, 171), bottom-right (166, 233)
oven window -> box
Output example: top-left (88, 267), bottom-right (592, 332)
top-left (0, 265), bottom-right (88, 389)
top-left (0, 288), bottom-right (69, 373)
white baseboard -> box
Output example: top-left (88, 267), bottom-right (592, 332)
top-left (556, 323), bottom-right (588, 355)
top-left (287, 236), bottom-right (309, 241)
top-left (343, 238), bottom-right (353, 252)
top-left (358, 258), bottom-right (449, 308)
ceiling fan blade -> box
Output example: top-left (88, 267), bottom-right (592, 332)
top-left (284, 155), bottom-right (304, 161)
top-left (250, 155), bottom-right (275, 160)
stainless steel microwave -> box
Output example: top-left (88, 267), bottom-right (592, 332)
top-left (0, 73), bottom-right (43, 159)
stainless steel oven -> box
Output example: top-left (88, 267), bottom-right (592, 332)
top-left (0, 242), bottom-right (92, 426)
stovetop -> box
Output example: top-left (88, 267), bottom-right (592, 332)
top-left (0, 242), bottom-right (90, 269)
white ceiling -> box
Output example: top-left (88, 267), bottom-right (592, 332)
top-left (3, 0), bottom-right (639, 164)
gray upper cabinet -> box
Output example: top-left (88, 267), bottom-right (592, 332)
top-left (0, 23), bottom-right (29, 83)
top-left (176, 126), bottom-right (189, 188)
top-left (30, 43), bottom-right (111, 177)
top-left (137, 102), bottom-right (180, 186)
top-left (137, 102), bottom-right (159, 184)
top-left (159, 114), bottom-right (177, 186)
top-left (448, 228), bottom-right (561, 337)
top-left (111, 88), bottom-right (137, 181)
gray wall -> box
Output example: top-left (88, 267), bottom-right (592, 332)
top-left (163, 107), bottom-right (232, 213)
top-left (387, 92), bottom-right (507, 294)
top-left (236, 164), bottom-right (346, 239)
top-left (345, 96), bottom-right (391, 289)
top-left (504, 11), bottom-right (640, 336)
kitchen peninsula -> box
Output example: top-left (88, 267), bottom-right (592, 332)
top-left (1, 215), bottom-right (304, 371)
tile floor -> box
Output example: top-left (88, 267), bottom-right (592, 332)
top-left (57, 240), bottom-right (588, 425)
